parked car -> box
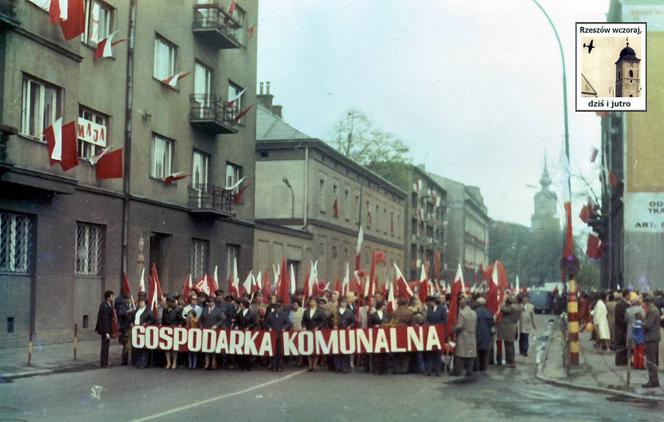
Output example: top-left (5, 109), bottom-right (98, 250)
top-left (528, 289), bottom-right (552, 314)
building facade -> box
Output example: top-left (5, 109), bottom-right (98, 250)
top-left (597, 0), bottom-right (664, 291)
top-left (428, 173), bottom-right (490, 283)
top-left (254, 100), bottom-right (407, 286)
top-left (0, 0), bottom-right (257, 346)
top-left (405, 165), bottom-right (446, 281)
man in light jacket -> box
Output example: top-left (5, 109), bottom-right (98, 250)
top-left (454, 296), bottom-right (477, 377)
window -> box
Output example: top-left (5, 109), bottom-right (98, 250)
top-left (319, 179), bottom-right (326, 214)
top-left (194, 61), bottom-right (212, 97)
top-left (227, 80), bottom-right (244, 116)
top-left (344, 190), bottom-right (350, 220)
top-left (0, 212), bottom-right (33, 273)
top-left (190, 239), bottom-right (208, 279)
top-left (83, 0), bottom-right (113, 45)
top-left (153, 35), bottom-right (176, 81)
top-left (192, 150), bottom-right (210, 188)
top-left (151, 134), bottom-right (174, 179)
top-left (629, 70), bottom-right (634, 78)
top-left (225, 162), bottom-right (242, 193)
top-left (20, 76), bottom-right (62, 139)
top-left (76, 223), bottom-right (104, 276)
top-left (226, 244), bottom-right (240, 281)
top-left (78, 107), bottom-right (109, 160)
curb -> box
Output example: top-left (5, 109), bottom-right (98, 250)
top-left (1, 361), bottom-right (99, 381)
top-left (536, 321), bottom-right (664, 404)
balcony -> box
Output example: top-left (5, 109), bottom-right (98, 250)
top-left (188, 184), bottom-right (233, 217)
top-left (192, 2), bottom-right (242, 49)
top-left (189, 94), bottom-right (239, 135)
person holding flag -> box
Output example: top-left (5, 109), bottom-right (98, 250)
top-left (115, 274), bottom-right (135, 366)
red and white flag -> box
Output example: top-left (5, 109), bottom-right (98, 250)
top-left (278, 256), bottom-right (290, 305)
top-left (393, 262), bottom-right (413, 299)
top-left (95, 148), bottom-right (123, 179)
top-left (262, 270), bottom-right (273, 301)
top-left (94, 31), bottom-right (126, 60)
top-left (354, 225), bottom-right (364, 271)
top-left (226, 87), bottom-right (246, 107)
top-left (253, 271), bottom-right (262, 294)
top-left (162, 71), bottom-right (191, 88)
top-left (233, 104), bottom-right (253, 123)
top-left (587, 232), bottom-right (603, 259)
top-left (148, 263), bottom-right (163, 313)
top-left (386, 277), bottom-right (397, 313)
top-left (341, 263), bottom-right (350, 296)
top-left (418, 262), bottom-right (429, 304)
top-left (241, 271), bottom-right (254, 295)
top-left (182, 273), bottom-right (193, 298)
top-left (45, 118), bottom-right (79, 171)
top-left (228, 0), bottom-right (237, 15)
top-left (231, 257), bottom-right (240, 297)
top-left (164, 172), bottom-right (186, 185)
top-left (224, 176), bottom-right (245, 191)
top-left (49, 0), bottom-right (85, 41)
top-left (212, 265), bottom-right (219, 293)
top-left (195, 274), bottom-right (211, 296)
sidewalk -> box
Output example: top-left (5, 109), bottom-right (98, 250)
top-left (0, 339), bottom-right (122, 381)
top-left (539, 325), bottom-right (664, 402)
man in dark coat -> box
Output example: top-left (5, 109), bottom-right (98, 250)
top-left (474, 297), bottom-right (494, 371)
top-left (614, 290), bottom-right (630, 366)
top-left (334, 296), bottom-right (356, 374)
top-left (264, 300), bottom-right (292, 372)
top-left (114, 291), bottom-right (134, 365)
top-left (392, 299), bottom-right (414, 374)
top-left (424, 295), bottom-right (447, 376)
top-left (302, 297), bottom-right (327, 372)
top-left (642, 295), bottom-right (661, 388)
top-left (498, 297), bottom-right (521, 368)
top-left (200, 296), bottom-right (225, 369)
top-left (369, 301), bottom-right (391, 375)
top-left (235, 299), bottom-right (257, 371)
top-left (95, 290), bottom-right (115, 368)
top-left (130, 298), bottom-right (153, 368)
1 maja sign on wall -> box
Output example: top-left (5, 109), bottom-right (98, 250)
top-left (131, 324), bottom-right (447, 356)
top-left (77, 117), bottom-right (107, 147)
top-left (624, 193), bottom-right (664, 232)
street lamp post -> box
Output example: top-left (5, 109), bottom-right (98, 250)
top-left (531, 0), bottom-right (578, 367)
top-left (282, 176), bottom-right (295, 219)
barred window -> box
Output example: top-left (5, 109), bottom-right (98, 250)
top-left (0, 212), bottom-right (33, 273)
top-left (76, 223), bottom-right (104, 275)
top-left (190, 239), bottom-right (208, 279)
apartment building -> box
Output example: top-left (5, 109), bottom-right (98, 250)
top-left (0, 0), bottom-right (257, 345)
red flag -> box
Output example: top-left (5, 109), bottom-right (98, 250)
top-left (162, 71), bottom-right (191, 88)
top-left (368, 250), bottom-right (384, 299)
top-left (50, 0), bottom-right (85, 41)
top-left (148, 263), bottom-right (163, 319)
top-left (278, 256), bottom-right (290, 305)
top-left (487, 269), bottom-right (499, 315)
top-left (332, 198), bottom-right (339, 218)
top-left (586, 233), bottom-right (603, 259)
top-left (262, 270), bottom-right (272, 302)
top-left (228, 0), bottom-right (236, 15)
top-left (433, 251), bottom-right (442, 281)
top-left (182, 274), bottom-right (192, 298)
top-left (609, 172), bottom-right (619, 187)
top-left (45, 119), bottom-right (78, 171)
top-left (207, 271), bottom-right (218, 295)
top-left (579, 204), bottom-right (591, 223)
top-left (121, 272), bottom-right (132, 297)
top-left (233, 104), bottom-right (253, 123)
top-left (233, 181), bottom-right (250, 204)
top-left (49, 0), bottom-right (64, 24)
top-left (96, 148), bottom-right (123, 179)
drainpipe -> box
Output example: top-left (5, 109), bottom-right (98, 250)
top-left (121, 0), bottom-right (137, 277)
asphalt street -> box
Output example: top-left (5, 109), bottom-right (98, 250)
top-left (1, 318), bottom-right (663, 422)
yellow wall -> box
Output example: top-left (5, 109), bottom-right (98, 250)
top-left (627, 32), bottom-right (664, 193)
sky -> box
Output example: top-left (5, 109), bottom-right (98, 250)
top-left (257, 0), bottom-right (611, 228)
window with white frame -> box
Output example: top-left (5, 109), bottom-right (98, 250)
top-left (0, 212), bottom-right (33, 273)
top-left (153, 35), bottom-right (176, 81)
top-left (83, 0), bottom-right (113, 45)
top-left (225, 162), bottom-right (242, 193)
top-left (225, 244), bottom-right (240, 281)
top-left (20, 76), bottom-right (61, 140)
top-left (76, 223), bottom-right (104, 276)
top-left (151, 134), bottom-right (174, 180)
top-left (227, 80), bottom-right (244, 115)
top-left (192, 150), bottom-right (210, 188)
top-left (78, 107), bottom-right (109, 160)
top-left (190, 238), bottom-right (208, 279)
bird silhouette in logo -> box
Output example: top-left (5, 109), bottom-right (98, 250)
top-left (583, 39), bottom-right (595, 54)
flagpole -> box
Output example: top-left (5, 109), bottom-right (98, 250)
top-left (531, 0), bottom-right (577, 368)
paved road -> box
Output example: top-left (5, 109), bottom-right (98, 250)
top-left (1, 318), bottom-right (662, 422)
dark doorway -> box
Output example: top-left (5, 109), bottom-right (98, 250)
top-left (149, 232), bottom-right (171, 280)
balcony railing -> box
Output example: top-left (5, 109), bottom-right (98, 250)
top-left (188, 184), bottom-right (233, 217)
top-left (189, 94), bottom-right (239, 135)
top-left (192, 2), bottom-right (242, 49)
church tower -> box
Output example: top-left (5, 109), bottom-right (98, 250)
top-left (531, 157), bottom-right (559, 232)
top-left (615, 39), bottom-right (641, 98)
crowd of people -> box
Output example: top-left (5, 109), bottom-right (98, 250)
top-left (95, 286), bottom-right (539, 377)
top-left (581, 289), bottom-right (663, 389)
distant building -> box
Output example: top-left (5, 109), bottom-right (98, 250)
top-left (428, 173), bottom-right (490, 283)
top-left (0, 0), bottom-right (258, 346)
top-left (405, 165), bottom-right (446, 281)
top-left (254, 93), bottom-right (407, 285)
top-left (531, 158), bottom-right (560, 233)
